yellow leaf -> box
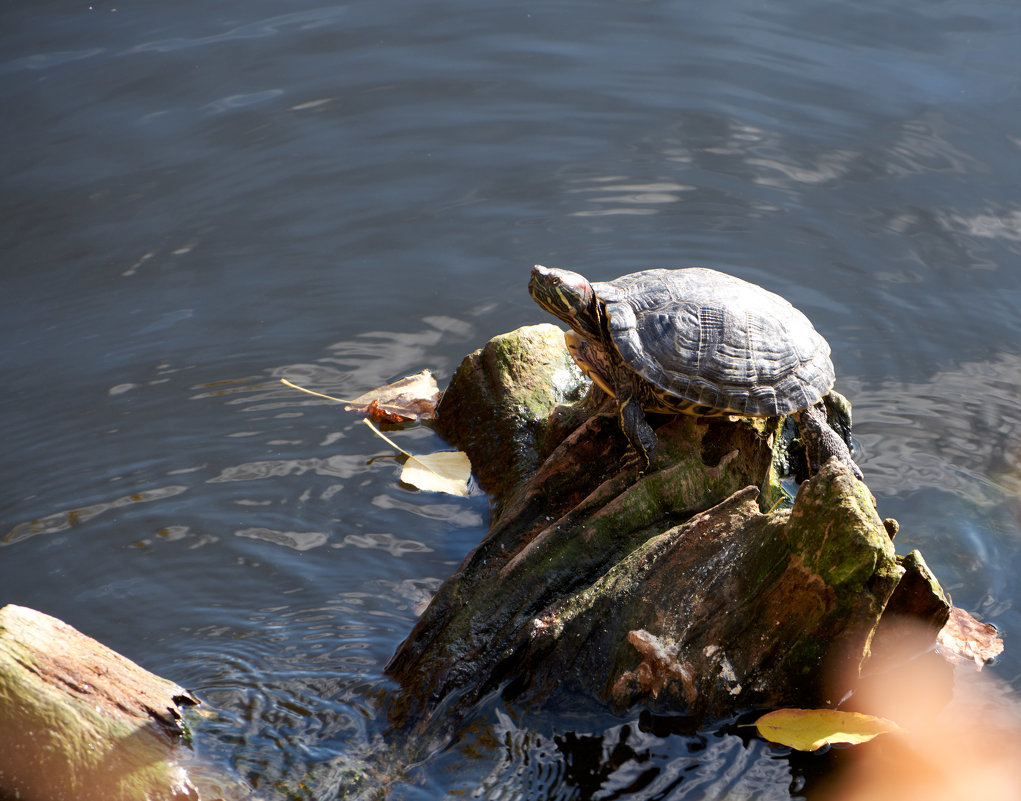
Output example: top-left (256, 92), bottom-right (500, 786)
top-left (400, 451), bottom-right (472, 498)
top-left (755, 708), bottom-right (901, 751)
top-left (361, 419), bottom-right (472, 497)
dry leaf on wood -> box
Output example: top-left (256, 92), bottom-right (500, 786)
top-left (611, 629), bottom-right (695, 703)
top-left (755, 708), bottom-right (901, 752)
top-left (937, 606), bottom-right (1004, 670)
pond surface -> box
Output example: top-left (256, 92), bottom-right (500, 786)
top-left (3, 0), bottom-right (1021, 798)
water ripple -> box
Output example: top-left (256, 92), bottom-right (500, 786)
top-left (853, 350), bottom-right (1021, 501)
top-left (441, 709), bottom-right (793, 800)
top-left (567, 178), bottom-right (695, 217)
top-left (1, 48), bottom-right (105, 74)
top-left (333, 531), bottom-right (433, 557)
top-left (128, 8), bottom-right (348, 54)
top-left (207, 455), bottom-right (365, 483)
top-left (372, 493), bottom-right (485, 527)
top-left (936, 207), bottom-right (1021, 248)
top-left (234, 527), bottom-right (328, 551)
top-left (203, 89), bottom-right (284, 115)
top-left (884, 117), bottom-right (983, 176)
top-left (3, 485), bottom-right (188, 545)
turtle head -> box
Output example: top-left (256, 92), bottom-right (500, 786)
top-left (529, 265), bottom-right (602, 339)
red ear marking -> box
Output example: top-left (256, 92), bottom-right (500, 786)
top-left (562, 273), bottom-right (590, 293)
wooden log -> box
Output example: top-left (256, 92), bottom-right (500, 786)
top-left (385, 324), bottom-right (951, 741)
top-left (435, 322), bottom-right (588, 514)
top-left (0, 604), bottom-right (205, 801)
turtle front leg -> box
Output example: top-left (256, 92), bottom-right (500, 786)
top-left (618, 390), bottom-right (658, 473)
top-left (793, 401), bottom-right (864, 481)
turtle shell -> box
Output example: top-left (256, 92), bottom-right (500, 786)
top-left (592, 268), bottom-right (834, 417)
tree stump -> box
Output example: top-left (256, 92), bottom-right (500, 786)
top-left (385, 325), bottom-right (951, 743)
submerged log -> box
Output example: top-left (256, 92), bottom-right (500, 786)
top-left (385, 325), bottom-right (951, 737)
top-left (0, 604), bottom-right (237, 801)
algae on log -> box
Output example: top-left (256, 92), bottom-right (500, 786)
top-left (386, 325), bottom-right (935, 736)
top-left (0, 604), bottom-right (236, 801)
top-left (539, 462), bottom-right (899, 715)
top-left (435, 323), bottom-right (587, 513)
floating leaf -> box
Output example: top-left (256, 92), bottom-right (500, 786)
top-left (400, 451), bottom-right (472, 498)
top-left (344, 370), bottom-right (440, 421)
top-left (755, 708), bottom-right (901, 751)
top-left (366, 398), bottom-right (406, 425)
top-left (362, 419), bottom-right (471, 498)
top-left (937, 606), bottom-right (1004, 670)
top-left (280, 369), bottom-right (441, 422)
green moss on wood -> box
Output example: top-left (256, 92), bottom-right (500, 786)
top-left (388, 325), bottom-right (948, 735)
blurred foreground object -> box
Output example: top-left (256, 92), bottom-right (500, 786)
top-left (831, 619), bottom-right (1020, 801)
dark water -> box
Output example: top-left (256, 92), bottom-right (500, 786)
top-left (3, 0), bottom-right (1021, 797)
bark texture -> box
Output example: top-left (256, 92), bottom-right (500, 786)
top-left (385, 326), bottom-right (947, 740)
top-left (0, 604), bottom-right (229, 801)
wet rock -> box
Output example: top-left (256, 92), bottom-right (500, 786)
top-left (873, 550), bottom-right (951, 642)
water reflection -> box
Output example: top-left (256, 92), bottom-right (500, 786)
top-left (235, 527), bottom-right (328, 551)
top-left (567, 178), bottom-right (695, 217)
top-left (886, 118), bottom-right (982, 177)
top-left (208, 455), bottom-right (364, 483)
top-left (419, 708), bottom-right (795, 801)
top-left (855, 350), bottom-right (1021, 501)
top-left (3, 485), bottom-right (188, 545)
top-left (128, 7), bottom-right (349, 55)
top-left (333, 531), bottom-right (433, 558)
top-left (937, 207), bottom-right (1021, 246)
top-left (379, 577), bottom-right (444, 617)
top-left (748, 149), bottom-right (855, 187)
top-left (371, 493), bottom-right (485, 527)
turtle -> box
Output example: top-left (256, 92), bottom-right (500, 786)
top-left (528, 264), bottom-right (862, 479)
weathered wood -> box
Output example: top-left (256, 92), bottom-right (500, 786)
top-left (385, 324), bottom-right (950, 739)
top-left (435, 323), bottom-right (587, 513)
top-left (0, 604), bottom-right (212, 801)
top-left (868, 549), bottom-right (951, 666)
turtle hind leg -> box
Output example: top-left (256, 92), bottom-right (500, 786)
top-left (618, 392), bottom-right (658, 473)
top-left (793, 401), bottom-right (864, 481)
